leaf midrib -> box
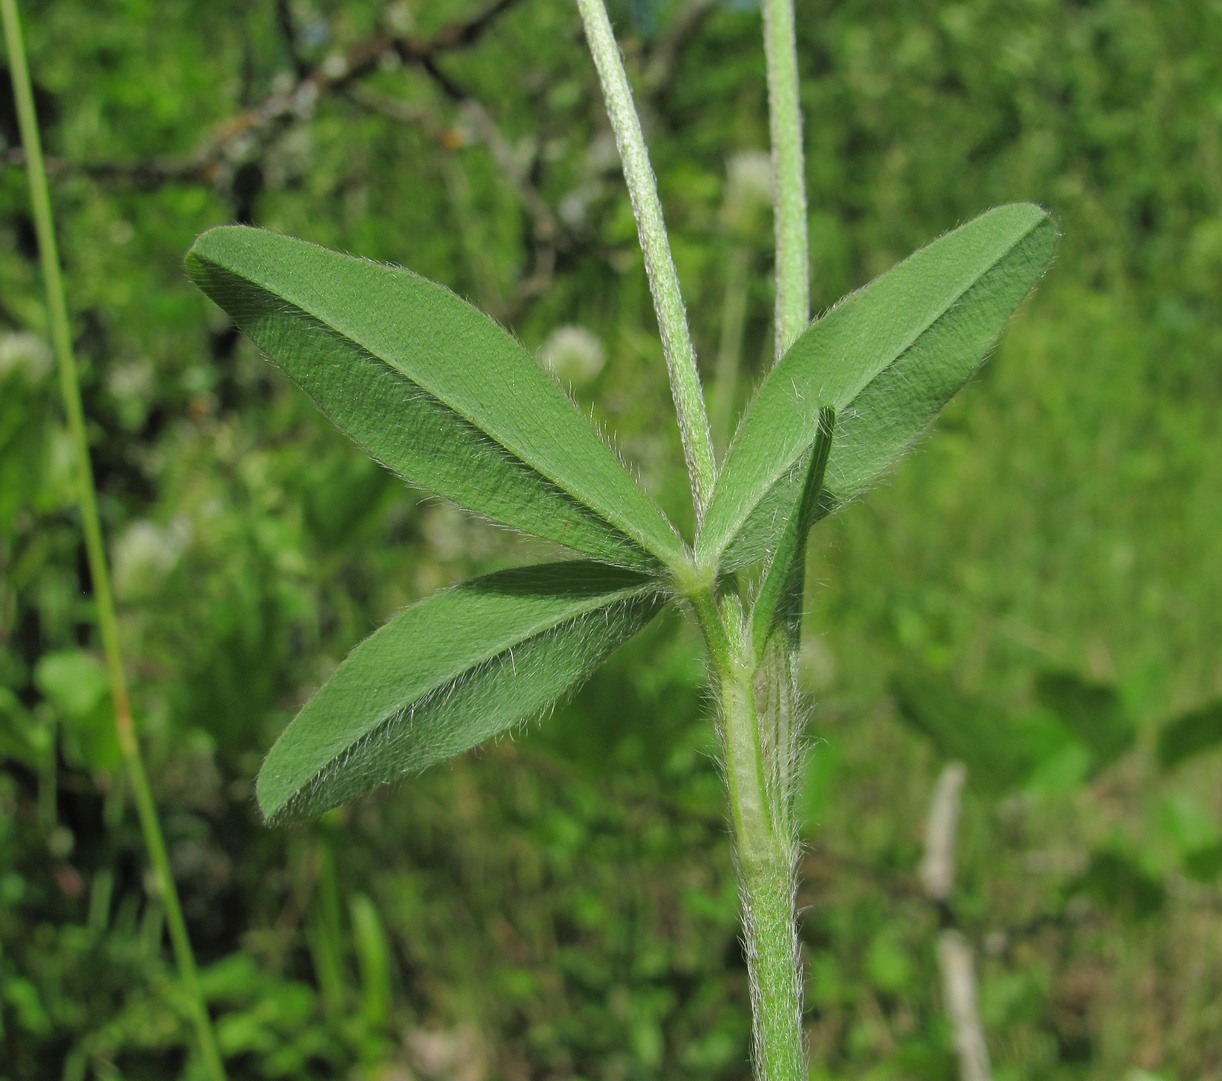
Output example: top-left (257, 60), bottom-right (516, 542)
top-left (210, 250), bottom-right (682, 568)
top-left (321, 579), bottom-right (660, 743)
top-left (701, 212), bottom-right (1046, 562)
top-left (283, 304), bottom-right (662, 566)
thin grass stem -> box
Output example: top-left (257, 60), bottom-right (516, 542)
top-left (1, 4), bottom-right (228, 1078)
top-left (749, 3), bottom-right (813, 1077)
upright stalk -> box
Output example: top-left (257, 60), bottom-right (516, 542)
top-left (1, 5), bottom-right (227, 1079)
top-left (575, 0), bottom-right (717, 523)
top-left (692, 595), bottom-right (804, 1081)
top-left (579, 1), bottom-right (813, 1075)
top-left (744, 1), bottom-right (813, 1076)
top-left (733, 4), bottom-right (811, 1074)
top-left (761, 0), bottom-right (810, 358)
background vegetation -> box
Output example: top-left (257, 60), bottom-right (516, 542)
top-left (2, 0), bottom-right (1219, 1078)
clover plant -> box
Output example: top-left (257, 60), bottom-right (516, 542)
top-left (187, 1), bottom-right (1056, 1076)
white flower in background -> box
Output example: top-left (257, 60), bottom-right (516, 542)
top-left (723, 149), bottom-right (773, 232)
top-left (112, 518), bottom-right (192, 601)
top-left (106, 357), bottom-right (153, 402)
top-left (0, 332), bottom-right (53, 380)
top-left (538, 325), bottom-right (605, 385)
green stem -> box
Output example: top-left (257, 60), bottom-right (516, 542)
top-left (575, 0), bottom-right (717, 523)
top-left (1, 5), bottom-right (228, 1079)
top-left (732, 647), bottom-right (805, 1081)
top-left (752, 8), bottom-right (811, 1065)
top-left (762, 0), bottom-right (810, 358)
top-left (751, 4), bottom-right (813, 1070)
top-left (739, 848), bottom-right (805, 1081)
top-left (694, 601), bottom-right (804, 1081)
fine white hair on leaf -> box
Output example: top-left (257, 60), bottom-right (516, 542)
top-left (264, 579), bottom-right (667, 822)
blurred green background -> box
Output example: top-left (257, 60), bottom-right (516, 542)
top-left (2, 0), bottom-right (1220, 1078)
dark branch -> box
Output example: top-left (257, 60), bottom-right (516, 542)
top-left (2, 0), bottom-right (529, 192)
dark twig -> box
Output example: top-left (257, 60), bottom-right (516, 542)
top-left (642, 0), bottom-right (717, 93)
top-left (2, 0), bottom-right (529, 191)
top-left (274, 0), bottom-right (311, 81)
top-left (3, 0), bottom-right (715, 324)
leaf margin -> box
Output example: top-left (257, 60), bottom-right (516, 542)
top-left (697, 203), bottom-right (1058, 571)
top-left (186, 226), bottom-right (688, 574)
top-left (256, 560), bottom-right (670, 823)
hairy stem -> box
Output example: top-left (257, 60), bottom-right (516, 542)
top-left (576, 0), bottom-right (717, 523)
top-left (1, 5), bottom-right (228, 1079)
top-left (753, 4), bottom-right (813, 1069)
top-left (726, 639), bottom-right (805, 1081)
top-left (761, 0), bottom-right (810, 358)
top-left (740, 850), bottom-right (805, 1081)
top-left (691, 596), bottom-right (805, 1081)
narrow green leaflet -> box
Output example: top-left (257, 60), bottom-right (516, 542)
top-left (750, 406), bottom-right (834, 659)
top-left (186, 228), bottom-right (685, 573)
top-left (256, 562), bottom-right (667, 822)
top-left (698, 204), bottom-right (1058, 570)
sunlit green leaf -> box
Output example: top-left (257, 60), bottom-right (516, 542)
top-left (257, 562), bottom-right (668, 822)
top-left (698, 204), bottom-right (1058, 569)
top-left (186, 228), bottom-right (685, 573)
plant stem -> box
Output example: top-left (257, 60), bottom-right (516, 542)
top-left (745, 4), bottom-right (813, 1067)
top-left (761, 0), bottom-right (810, 358)
top-left (581, 3), bottom-right (812, 1076)
top-left (689, 594), bottom-right (804, 1081)
top-left (1, 5), bottom-right (228, 1079)
top-left (697, 603), bottom-right (804, 1081)
top-left (575, 0), bottom-right (717, 524)
top-left (740, 849), bottom-right (805, 1081)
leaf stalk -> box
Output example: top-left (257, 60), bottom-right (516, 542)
top-left (575, 0), bottom-right (717, 524)
top-left (761, 0), bottom-right (811, 359)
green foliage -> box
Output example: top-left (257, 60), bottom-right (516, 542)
top-left (697, 204), bottom-right (1057, 571)
top-left (257, 561), bottom-right (666, 822)
top-left (1034, 670), bottom-right (1135, 775)
top-left (751, 405), bottom-right (834, 657)
top-left (186, 227), bottom-right (686, 573)
top-left (188, 206), bottom-right (1052, 830)
top-left (894, 664), bottom-right (1160, 797)
top-left (179, 22), bottom-right (1056, 1078)
top-left (895, 662), bottom-right (1222, 922)
top-left (34, 648), bottom-right (121, 771)
top-left (1074, 846), bottom-right (1167, 923)
top-left (201, 954), bottom-right (350, 1077)
top-left (3, 0), bottom-right (1220, 1077)
top-left (893, 670), bottom-right (1039, 793)
top-left (1156, 698), bottom-right (1222, 770)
